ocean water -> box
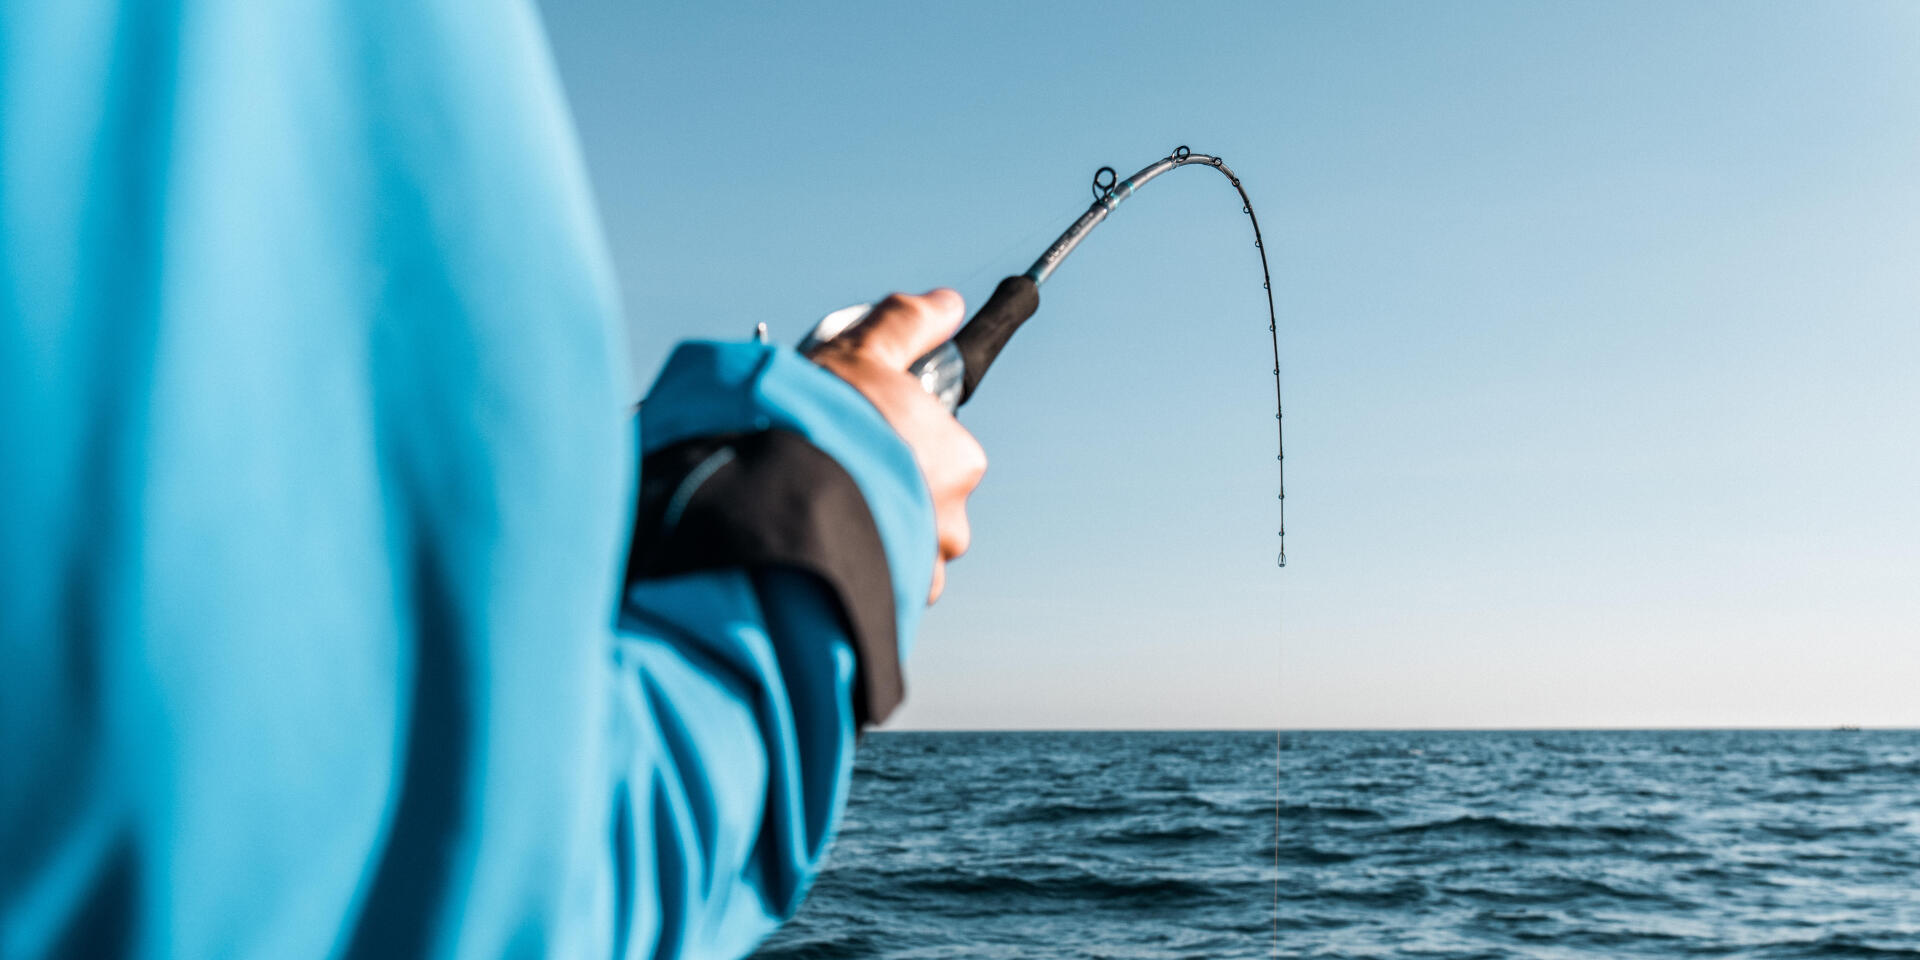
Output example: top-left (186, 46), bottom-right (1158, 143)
top-left (752, 730), bottom-right (1920, 960)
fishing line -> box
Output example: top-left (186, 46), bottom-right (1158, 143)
top-left (949, 203), bottom-right (1086, 294)
top-left (806, 145), bottom-right (1289, 564)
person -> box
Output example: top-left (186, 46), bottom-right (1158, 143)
top-left (0, 3), bottom-right (982, 959)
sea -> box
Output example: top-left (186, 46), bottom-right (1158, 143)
top-left (752, 729), bottom-right (1920, 960)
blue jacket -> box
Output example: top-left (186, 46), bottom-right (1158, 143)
top-left (0, 3), bottom-right (932, 959)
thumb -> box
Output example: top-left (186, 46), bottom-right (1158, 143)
top-left (838, 288), bottom-right (965, 370)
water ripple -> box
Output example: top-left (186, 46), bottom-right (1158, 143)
top-left (756, 730), bottom-right (1920, 960)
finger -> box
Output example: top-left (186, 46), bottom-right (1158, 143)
top-left (843, 288), bottom-right (965, 370)
top-left (936, 503), bottom-right (971, 562)
top-left (928, 559), bottom-right (946, 605)
top-left (936, 426), bottom-right (987, 551)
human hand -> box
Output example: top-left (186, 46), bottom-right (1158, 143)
top-left (807, 289), bottom-right (986, 604)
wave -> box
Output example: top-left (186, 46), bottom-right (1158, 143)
top-left (1272, 843), bottom-right (1359, 865)
top-left (856, 767), bottom-right (920, 783)
top-left (1378, 815), bottom-right (1680, 844)
top-left (1759, 789), bottom-right (1840, 803)
top-left (1306, 878), bottom-right (1428, 908)
top-left (1647, 848), bottom-right (1710, 863)
top-left (1277, 803), bottom-right (1385, 821)
top-left (1786, 761), bottom-right (1920, 781)
top-left (1340, 746), bottom-right (1437, 760)
top-left (986, 799), bottom-right (1136, 825)
top-left (1440, 876), bottom-right (1689, 907)
top-left (1757, 934), bottom-right (1920, 958)
top-left (1091, 823), bottom-right (1233, 845)
top-left (898, 868), bottom-right (1224, 905)
top-left (1758, 820), bottom-right (1899, 842)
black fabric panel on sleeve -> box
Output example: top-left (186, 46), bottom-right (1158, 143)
top-left (625, 429), bottom-right (904, 727)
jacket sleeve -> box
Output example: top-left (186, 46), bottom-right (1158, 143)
top-left (608, 340), bottom-right (937, 960)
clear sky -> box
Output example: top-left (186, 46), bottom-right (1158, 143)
top-left (541, 1), bottom-right (1919, 730)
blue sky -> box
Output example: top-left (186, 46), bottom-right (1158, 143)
top-left (543, 1), bottom-right (1919, 729)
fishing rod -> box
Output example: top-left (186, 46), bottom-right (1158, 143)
top-left (802, 146), bottom-right (1288, 566)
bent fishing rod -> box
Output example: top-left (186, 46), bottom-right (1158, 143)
top-left (802, 146), bottom-right (1288, 566)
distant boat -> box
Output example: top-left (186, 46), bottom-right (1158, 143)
top-left (1834, 725), bottom-right (1862, 732)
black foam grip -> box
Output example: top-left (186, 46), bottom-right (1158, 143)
top-left (952, 275), bottom-right (1040, 406)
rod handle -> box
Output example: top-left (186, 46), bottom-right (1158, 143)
top-left (950, 275), bottom-right (1040, 406)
